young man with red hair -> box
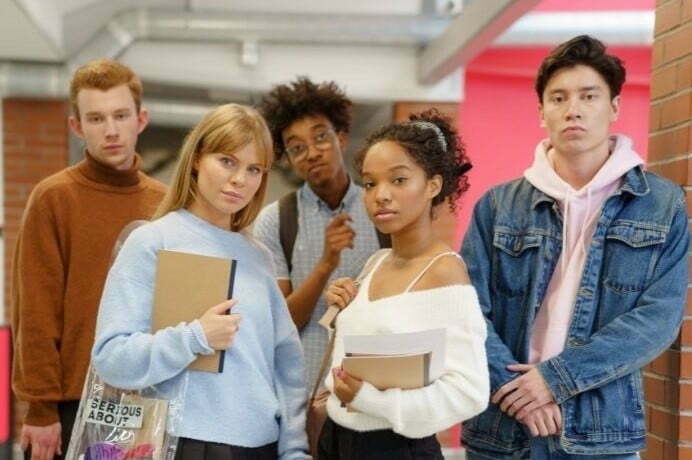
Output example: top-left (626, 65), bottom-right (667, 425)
top-left (11, 59), bottom-right (165, 460)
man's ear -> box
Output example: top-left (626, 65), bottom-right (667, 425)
top-left (137, 107), bottom-right (150, 134)
top-left (68, 116), bottom-right (84, 139)
top-left (337, 131), bottom-right (348, 153)
top-left (427, 174), bottom-right (443, 200)
top-left (610, 95), bottom-right (620, 123)
top-left (538, 103), bottom-right (546, 128)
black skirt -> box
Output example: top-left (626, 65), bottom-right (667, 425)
top-left (318, 416), bottom-right (443, 460)
top-left (174, 437), bottom-right (278, 460)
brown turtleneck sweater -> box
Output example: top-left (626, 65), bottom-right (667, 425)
top-left (10, 153), bottom-right (166, 426)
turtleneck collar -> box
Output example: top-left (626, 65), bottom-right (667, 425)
top-left (77, 151), bottom-right (143, 187)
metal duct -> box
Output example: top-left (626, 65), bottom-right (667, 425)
top-left (136, 9), bottom-right (448, 46)
top-left (0, 62), bottom-right (68, 98)
top-left (144, 99), bottom-right (214, 128)
top-left (0, 7), bottom-right (655, 116)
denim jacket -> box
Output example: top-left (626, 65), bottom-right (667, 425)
top-left (461, 166), bottom-right (688, 456)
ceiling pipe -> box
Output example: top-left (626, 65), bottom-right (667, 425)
top-left (144, 99), bottom-right (215, 128)
top-left (0, 7), bottom-right (655, 119)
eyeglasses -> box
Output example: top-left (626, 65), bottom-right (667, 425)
top-left (284, 130), bottom-right (335, 160)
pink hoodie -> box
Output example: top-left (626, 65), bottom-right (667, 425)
top-left (523, 134), bottom-right (643, 364)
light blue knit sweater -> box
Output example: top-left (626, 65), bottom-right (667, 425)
top-left (92, 209), bottom-right (309, 459)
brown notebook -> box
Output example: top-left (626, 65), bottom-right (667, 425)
top-left (342, 352), bottom-right (431, 390)
top-left (151, 250), bottom-right (237, 373)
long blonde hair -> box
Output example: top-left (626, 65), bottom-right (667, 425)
top-left (153, 104), bottom-right (273, 231)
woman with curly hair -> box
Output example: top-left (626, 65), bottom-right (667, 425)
top-left (321, 109), bottom-right (489, 459)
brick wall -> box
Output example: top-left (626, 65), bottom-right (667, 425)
top-left (3, 99), bottom-right (69, 319)
top-left (643, 0), bottom-right (692, 458)
top-left (2, 99), bottom-right (69, 437)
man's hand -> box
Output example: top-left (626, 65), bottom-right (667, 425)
top-left (320, 214), bottom-right (354, 271)
top-left (332, 367), bottom-right (363, 405)
top-left (21, 422), bottom-right (61, 460)
top-left (520, 402), bottom-right (562, 437)
top-left (492, 363), bottom-right (555, 419)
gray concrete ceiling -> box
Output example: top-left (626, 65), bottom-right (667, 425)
top-left (1, 0), bottom-right (653, 127)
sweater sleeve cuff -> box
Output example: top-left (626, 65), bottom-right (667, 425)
top-left (349, 381), bottom-right (393, 418)
top-left (25, 401), bottom-right (59, 426)
top-left (538, 357), bottom-right (577, 404)
top-left (188, 320), bottom-right (214, 356)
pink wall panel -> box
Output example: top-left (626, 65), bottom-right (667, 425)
top-left (0, 328), bottom-right (8, 444)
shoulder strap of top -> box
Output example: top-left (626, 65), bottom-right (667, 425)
top-left (358, 249), bottom-right (390, 291)
top-left (404, 251), bottom-right (461, 293)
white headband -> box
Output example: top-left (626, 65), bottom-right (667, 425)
top-left (409, 121), bottom-right (447, 152)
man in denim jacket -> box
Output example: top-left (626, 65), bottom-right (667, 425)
top-left (462, 35), bottom-right (688, 459)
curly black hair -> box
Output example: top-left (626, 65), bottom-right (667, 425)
top-left (258, 76), bottom-right (352, 161)
top-left (535, 35), bottom-right (626, 102)
top-left (355, 109), bottom-right (472, 212)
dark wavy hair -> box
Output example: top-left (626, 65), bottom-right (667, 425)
top-left (258, 76), bottom-right (352, 161)
top-left (355, 109), bottom-right (472, 212)
top-left (535, 35), bottom-right (626, 102)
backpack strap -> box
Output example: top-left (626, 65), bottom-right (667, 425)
top-left (278, 191), bottom-right (298, 274)
top-left (280, 189), bottom-right (390, 272)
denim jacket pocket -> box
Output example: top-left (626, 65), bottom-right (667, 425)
top-left (492, 229), bottom-right (542, 297)
top-left (603, 221), bottom-right (667, 294)
top-left (565, 372), bottom-right (645, 439)
top-left (463, 404), bottom-right (526, 452)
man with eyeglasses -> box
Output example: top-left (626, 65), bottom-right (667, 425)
top-left (254, 77), bottom-right (385, 388)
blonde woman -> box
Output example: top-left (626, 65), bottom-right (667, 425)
top-left (92, 104), bottom-right (309, 460)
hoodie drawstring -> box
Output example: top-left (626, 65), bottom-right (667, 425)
top-left (561, 191), bottom-right (571, 274)
top-left (561, 187), bottom-right (594, 273)
top-left (581, 188), bottom-right (592, 255)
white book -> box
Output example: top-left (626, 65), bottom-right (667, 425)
top-left (342, 328), bottom-right (447, 383)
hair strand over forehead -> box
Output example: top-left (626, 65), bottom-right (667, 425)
top-left (258, 76), bottom-right (352, 161)
top-left (70, 59), bottom-right (143, 119)
top-left (153, 103), bottom-right (273, 231)
top-left (535, 35), bottom-right (626, 102)
top-left (356, 108), bottom-right (472, 212)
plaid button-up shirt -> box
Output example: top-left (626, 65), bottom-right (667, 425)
top-left (254, 180), bottom-right (381, 388)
